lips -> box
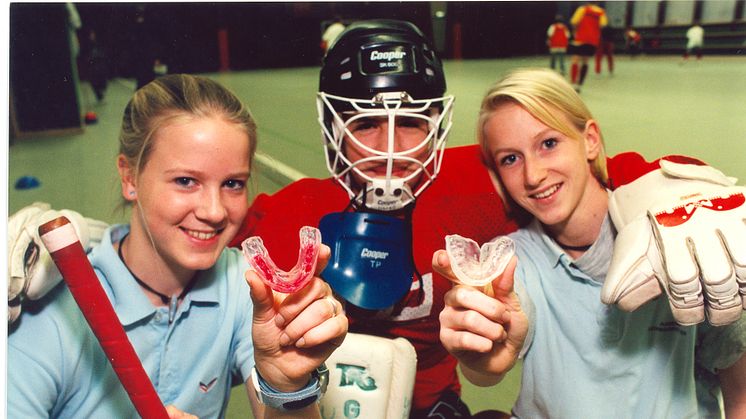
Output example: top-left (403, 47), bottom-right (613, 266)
top-left (182, 228), bottom-right (219, 241)
top-left (531, 183), bottom-right (561, 200)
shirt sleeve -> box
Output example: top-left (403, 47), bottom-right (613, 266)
top-left (7, 295), bottom-right (70, 418)
top-left (570, 6), bottom-right (585, 26)
top-left (8, 340), bottom-right (59, 417)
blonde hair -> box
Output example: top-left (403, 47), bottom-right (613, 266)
top-left (477, 68), bottom-right (607, 184)
top-left (119, 74), bottom-right (258, 187)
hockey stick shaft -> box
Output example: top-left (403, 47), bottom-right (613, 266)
top-left (39, 216), bottom-right (169, 419)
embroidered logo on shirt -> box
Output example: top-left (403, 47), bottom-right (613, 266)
top-left (199, 377), bottom-right (218, 393)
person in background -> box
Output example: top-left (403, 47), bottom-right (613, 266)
top-left (684, 20), bottom-right (705, 62)
top-left (568, 1), bottom-right (607, 92)
top-left (81, 29), bottom-right (108, 103)
top-left (435, 67), bottom-right (746, 418)
top-left (624, 26), bottom-right (642, 57)
top-left (320, 15), bottom-right (346, 55)
top-left (8, 74), bottom-right (347, 418)
top-left (546, 14), bottom-right (570, 75)
top-left (594, 25), bottom-right (614, 74)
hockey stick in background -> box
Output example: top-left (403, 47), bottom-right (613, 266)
top-left (39, 216), bottom-right (169, 419)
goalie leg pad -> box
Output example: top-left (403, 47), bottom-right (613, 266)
top-left (320, 332), bottom-right (417, 419)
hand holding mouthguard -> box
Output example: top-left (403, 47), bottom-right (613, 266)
top-left (445, 235), bottom-right (515, 287)
top-left (242, 226), bottom-right (321, 293)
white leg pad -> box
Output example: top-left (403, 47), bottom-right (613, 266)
top-left (320, 332), bottom-right (417, 419)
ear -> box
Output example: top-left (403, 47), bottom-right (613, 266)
top-left (117, 155), bottom-right (137, 201)
top-left (583, 119), bottom-right (602, 161)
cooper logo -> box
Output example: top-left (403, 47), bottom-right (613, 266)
top-left (370, 50), bottom-right (406, 61)
top-left (377, 199), bottom-right (399, 206)
top-left (361, 248), bottom-right (389, 260)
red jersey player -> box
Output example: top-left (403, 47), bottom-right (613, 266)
top-left (547, 14), bottom-right (570, 75)
top-left (569, 2), bottom-right (608, 91)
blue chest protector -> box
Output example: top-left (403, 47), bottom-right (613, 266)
top-left (319, 211), bottom-right (414, 310)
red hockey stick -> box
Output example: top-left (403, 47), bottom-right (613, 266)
top-left (39, 216), bottom-right (169, 419)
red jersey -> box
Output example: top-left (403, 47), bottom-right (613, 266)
top-left (230, 144), bottom-right (657, 411)
top-left (231, 145), bottom-right (515, 410)
top-left (547, 22), bottom-right (570, 50)
top-left (571, 4), bottom-right (608, 46)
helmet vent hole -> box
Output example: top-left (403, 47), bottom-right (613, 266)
top-left (375, 188), bottom-right (385, 196)
top-left (393, 189), bottom-right (402, 197)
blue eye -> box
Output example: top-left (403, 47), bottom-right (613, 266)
top-left (499, 154), bottom-right (517, 166)
top-left (175, 177), bottom-right (195, 187)
top-left (542, 138), bottom-right (558, 149)
top-left (224, 179), bottom-right (246, 191)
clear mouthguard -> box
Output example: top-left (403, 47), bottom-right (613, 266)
top-left (444, 234), bottom-right (515, 287)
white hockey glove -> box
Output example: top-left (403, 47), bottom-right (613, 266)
top-left (8, 202), bottom-right (108, 323)
top-left (320, 333), bottom-right (416, 419)
top-left (603, 159), bottom-right (746, 326)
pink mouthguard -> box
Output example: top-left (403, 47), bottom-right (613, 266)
top-left (241, 226), bottom-right (321, 293)
top-left (444, 234), bottom-right (515, 287)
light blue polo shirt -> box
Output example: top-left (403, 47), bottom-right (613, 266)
top-left (8, 225), bottom-right (255, 418)
top-left (510, 217), bottom-right (745, 419)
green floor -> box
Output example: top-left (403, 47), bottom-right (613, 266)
top-left (8, 55), bottom-right (746, 417)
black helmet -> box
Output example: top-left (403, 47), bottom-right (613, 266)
top-left (320, 19), bottom-right (446, 102)
top-left (316, 19), bottom-right (454, 211)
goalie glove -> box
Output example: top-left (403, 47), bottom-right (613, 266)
top-left (603, 158), bottom-right (746, 326)
top-left (8, 202), bottom-right (108, 323)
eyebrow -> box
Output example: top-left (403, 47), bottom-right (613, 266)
top-left (490, 127), bottom-right (561, 155)
top-left (163, 168), bottom-right (251, 179)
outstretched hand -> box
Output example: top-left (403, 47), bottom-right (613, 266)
top-left (246, 244), bottom-right (347, 392)
top-left (433, 249), bottom-right (528, 386)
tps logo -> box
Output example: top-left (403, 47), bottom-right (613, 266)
top-left (336, 364), bottom-right (377, 391)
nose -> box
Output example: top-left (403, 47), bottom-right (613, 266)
top-left (523, 156), bottom-right (547, 187)
top-left (195, 187), bottom-right (227, 225)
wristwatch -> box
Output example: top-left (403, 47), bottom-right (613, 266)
top-left (251, 363), bottom-right (329, 411)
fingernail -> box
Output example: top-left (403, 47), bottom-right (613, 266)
top-left (279, 334), bottom-right (291, 347)
top-left (295, 337), bottom-right (306, 348)
top-left (275, 314), bottom-right (285, 327)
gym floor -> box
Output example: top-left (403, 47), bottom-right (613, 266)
top-left (8, 54), bottom-right (746, 416)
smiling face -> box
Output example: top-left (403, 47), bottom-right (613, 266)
top-left (122, 115), bottom-right (250, 275)
top-left (343, 113), bottom-right (432, 186)
top-left (483, 101), bottom-right (604, 232)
